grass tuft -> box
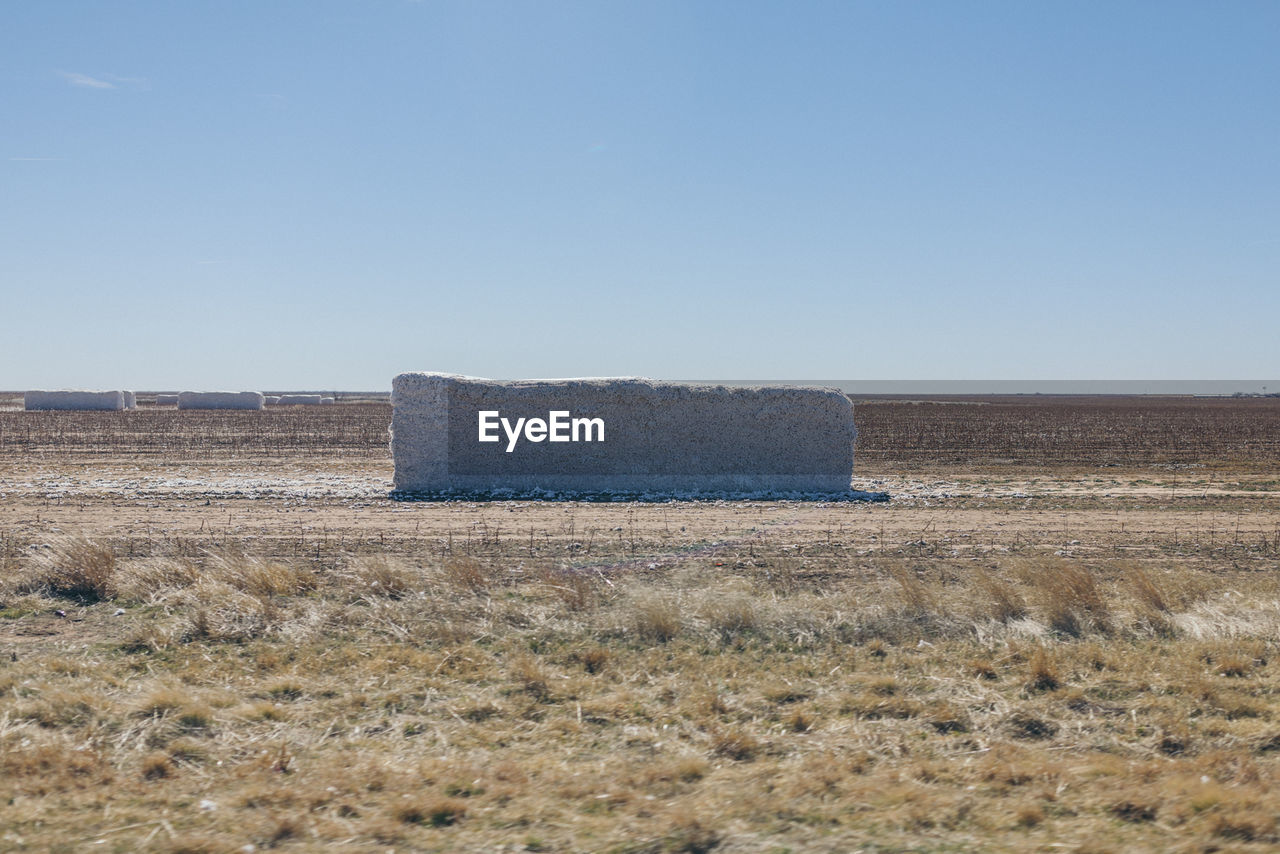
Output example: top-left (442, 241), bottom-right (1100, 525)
top-left (710, 726), bottom-right (761, 761)
top-left (1005, 711), bottom-right (1059, 740)
top-left (26, 536), bottom-right (118, 601)
top-left (633, 593), bottom-right (682, 643)
top-left (395, 796), bottom-right (467, 826)
top-left (975, 570), bottom-right (1027, 623)
top-left (440, 557), bottom-right (491, 591)
top-left (1026, 646), bottom-right (1061, 692)
top-left (347, 554), bottom-right (415, 599)
top-left (1028, 561), bottom-right (1110, 636)
top-left (141, 751), bottom-right (174, 780)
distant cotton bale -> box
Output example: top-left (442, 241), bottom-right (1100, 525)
top-left (320, 397), bottom-right (335, 405)
top-left (155, 394), bottom-right (179, 406)
top-left (25, 390), bottom-right (125, 411)
top-left (390, 373), bottom-right (858, 496)
top-left (123, 391), bottom-right (137, 410)
top-left (277, 394), bottom-right (323, 406)
top-left (177, 391), bottom-right (265, 410)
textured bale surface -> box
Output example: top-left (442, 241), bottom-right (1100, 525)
top-left (391, 372), bottom-right (856, 496)
top-left (24, 390), bottom-right (125, 411)
top-left (177, 391), bottom-right (265, 411)
top-left (123, 391), bottom-right (136, 410)
top-left (155, 394), bottom-right (179, 406)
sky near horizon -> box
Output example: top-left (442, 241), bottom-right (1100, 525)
top-left (3, 1), bottom-right (1278, 390)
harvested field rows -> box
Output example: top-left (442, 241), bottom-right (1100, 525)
top-left (854, 396), bottom-right (1280, 472)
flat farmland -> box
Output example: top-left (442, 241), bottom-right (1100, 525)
top-left (1, 396), bottom-right (1279, 853)
top-left (856, 395), bottom-right (1280, 474)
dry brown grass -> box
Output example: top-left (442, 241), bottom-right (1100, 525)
top-left (342, 554), bottom-right (414, 599)
top-left (1023, 560), bottom-right (1111, 636)
top-left (631, 591), bottom-right (684, 643)
top-left (4, 534), bottom-right (1280, 850)
top-left (1025, 645), bottom-right (1061, 692)
top-left (20, 535), bottom-right (118, 601)
top-left (975, 569), bottom-right (1028, 623)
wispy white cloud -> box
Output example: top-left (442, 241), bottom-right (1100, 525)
top-left (56, 71), bottom-right (149, 90)
top-left (58, 70), bottom-right (115, 89)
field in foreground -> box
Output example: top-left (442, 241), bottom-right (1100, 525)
top-left (1, 396), bottom-right (1279, 852)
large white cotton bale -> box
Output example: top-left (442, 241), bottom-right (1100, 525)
top-left (155, 393), bottom-right (179, 406)
top-left (24, 390), bottom-right (126, 411)
top-left (277, 394), bottom-right (323, 406)
top-left (177, 391), bottom-right (265, 410)
top-left (390, 372), bottom-right (859, 497)
top-left (319, 397), bottom-right (335, 405)
top-left (123, 391), bottom-right (137, 410)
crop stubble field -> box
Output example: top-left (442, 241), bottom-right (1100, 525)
top-left (1, 395), bottom-right (1279, 852)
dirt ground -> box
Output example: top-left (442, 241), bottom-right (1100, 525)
top-left (2, 449), bottom-right (1277, 575)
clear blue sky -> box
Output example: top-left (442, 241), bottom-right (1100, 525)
top-left (3, 1), bottom-right (1278, 390)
